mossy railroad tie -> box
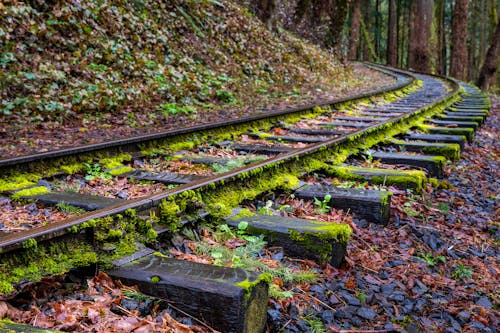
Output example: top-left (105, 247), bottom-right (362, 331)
top-left (323, 166), bottom-right (427, 191)
top-left (449, 106), bottom-right (489, 113)
top-left (436, 114), bottom-right (484, 125)
top-left (446, 111), bottom-right (488, 118)
top-left (248, 132), bottom-right (326, 143)
top-left (24, 192), bottom-right (124, 211)
top-left (180, 155), bottom-right (231, 165)
top-left (318, 121), bottom-right (368, 128)
top-left (371, 152), bottom-right (445, 179)
top-left (390, 140), bottom-right (461, 160)
top-left (0, 320), bottom-right (62, 333)
top-left (288, 128), bottom-right (346, 136)
top-left (427, 119), bottom-right (479, 130)
top-left (107, 253), bottom-right (269, 333)
top-left (231, 144), bottom-right (295, 155)
top-left (294, 184), bottom-right (392, 225)
top-left (334, 116), bottom-right (389, 122)
top-left (426, 126), bottom-right (474, 143)
top-left (227, 215), bottom-right (350, 267)
top-left (406, 133), bottom-right (466, 150)
top-left (129, 170), bottom-right (208, 184)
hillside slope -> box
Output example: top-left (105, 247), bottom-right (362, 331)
top-left (0, 0), bottom-right (391, 157)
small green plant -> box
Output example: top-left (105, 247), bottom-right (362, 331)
top-left (258, 200), bottom-right (274, 215)
top-left (356, 292), bottom-right (367, 305)
top-left (362, 149), bottom-right (375, 166)
top-left (313, 194), bottom-right (331, 214)
top-left (418, 253), bottom-right (446, 266)
top-left (215, 90), bottom-right (236, 104)
top-left (437, 202), bottom-right (450, 214)
top-left (278, 204), bottom-right (294, 213)
top-left (157, 103), bottom-right (196, 117)
top-left (56, 202), bottom-right (85, 214)
top-left (452, 263), bottom-right (473, 280)
top-left (303, 314), bottom-right (327, 333)
top-left (84, 163), bottom-right (110, 181)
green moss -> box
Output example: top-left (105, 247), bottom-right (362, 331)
top-left (0, 173), bottom-right (41, 192)
top-left (322, 166), bottom-right (427, 191)
top-left (428, 178), bottom-right (455, 189)
top-left (100, 153), bottom-right (132, 169)
top-left (11, 186), bottom-right (50, 200)
top-left (151, 275), bottom-right (161, 283)
top-left (232, 208), bottom-right (256, 219)
top-left (418, 124), bottom-right (474, 141)
top-left (168, 141), bottom-right (197, 152)
top-left (60, 162), bottom-right (85, 175)
top-left (109, 166), bottom-right (135, 176)
top-left (288, 222), bottom-right (351, 263)
top-left (235, 273), bottom-right (272, 301)
top-left (22, 238), bottom-right (37, 249)
top-left (0, 240), bottom-right (98, 295)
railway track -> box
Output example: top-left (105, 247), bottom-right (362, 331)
top-left (0, 65), bottom-right (491, 332)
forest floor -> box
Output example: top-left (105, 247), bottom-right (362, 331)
top-left (0, 98), bottom-right (498, 333)
top-left (0, 64), bottom-right (390, 159)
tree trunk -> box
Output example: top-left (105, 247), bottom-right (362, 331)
top-left (387, 0), bottom-right (398, 66)
top-left (476, 19), bottom-right (500, 90)
top-left (450, 0), bottom-right (470, 80)
top-left (349, 0), bottom-right (361, 60)
top-left (375, 0), bottom-right (380, 57)
top-left (293, 0), bottom-right (310, 25)
top-left (362, 0), bottom-right (371, 61)
top-left (409, 0), bottom-right (434, 72)
top-left (326, 0), bottom-right (350, 55)
top-left (435, 0), bottom-right (447, 75)
top-left (254, 0), bottom-right (277, 31)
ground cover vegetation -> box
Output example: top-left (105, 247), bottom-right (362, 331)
top-left (0, 0), bottom-right (390, 158)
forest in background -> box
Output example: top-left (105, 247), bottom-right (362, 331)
top-left (251, 0), bottom-right (500, 92)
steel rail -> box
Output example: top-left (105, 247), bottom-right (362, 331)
top-left (0, 65), bottom-right (411, 170)
top-left (0, 66), bottom-right (459, 253)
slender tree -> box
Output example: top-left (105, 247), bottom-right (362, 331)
top-left (386, 0), bottom-right (398, 66)
top-left (325, 0), bottom-right (350, 54)
top-left (476, 18), bottom-right (500, 90)
top-left (349, 0), bottom-right (361, 60)
top-left (253, 0), bottom-right (277, 31)
top-left (293, 0), bottom-right (310, 25)
top-left (362, 0), bottom-right (371, 61)
top-left (409, 0), bottom-right (434, 72)
top-left (450, 0), bottom-right (470, 80)
top-left (435, 0), bottom-right (447, 75)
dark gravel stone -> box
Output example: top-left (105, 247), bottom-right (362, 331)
top-left (138, 299), bottom-right (152, 316)
top-left (469, 321), bottom-right (492, 333)
top-left (342, 293), bottom-right (361, 306)
top-left (180, 317), bottom-right (193, 326)
top-left (353, 218), bottom-right (368, 228)
top-left (351, 317), bottom-right (363, 327)
top-left (476, 296), bottom-right (493, 309)
top-left (120, 298), bottom-right (138, 311)
top-left (267, 309), bottom-right (283, 327)
top-left (388, 291), bottom-right (406, 302)
top-left (470, 248), bottom-right (486, 258)
top-left (356, 307), bottom-right (377, 320)
top-left (334, 309), bottom-right (347, 319)
top-left (26, 203), bottom-right (38, 212)
top-left (117, 190), bottom-right (128, 199)
top-left (329, 294), bottom-right (341, 305)
top-left (414, 299), bottom-right (427, 314)
top-left (456, 310), bottom-right (471, 323)
top-left (321, 310), bottom-right (334, 325)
